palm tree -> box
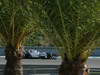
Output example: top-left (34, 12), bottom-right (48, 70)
top-left (0, 0), bottom-right (37, 75)
top-left (33, 0), bottom-right (100, 75)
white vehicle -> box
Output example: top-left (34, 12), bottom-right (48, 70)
top-left (28, 49), bottom-right (40, 58)
top-left (39, 52), bottom-right (47, 59)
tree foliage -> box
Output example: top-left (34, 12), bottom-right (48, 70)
top-left (33, 0), bottom-right (100, 60)
top-left (0, 0), bottom-right (38, 47)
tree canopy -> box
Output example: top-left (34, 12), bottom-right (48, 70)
top-left (0, 0), bottom-right (38, 47)
top-left (33, 0), bottom-right (100, 60)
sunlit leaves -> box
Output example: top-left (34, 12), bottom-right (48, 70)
top-left (0, 0), bottom-right (37, 46)
top-left (34, 0), bottom-right (100, 60)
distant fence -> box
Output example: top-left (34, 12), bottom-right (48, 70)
top-left (0, 46), bottom-right (100, 56)
top-left (0, 46), bottom-right (60, 56)
top-left (0, 47), bottom-right (5, 56)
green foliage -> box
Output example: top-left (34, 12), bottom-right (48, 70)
top-left (24, 30), bottom-right (53, 46)
top-left (24, 30), bottom-right (43, 46)
top-left (33, 0), bottom-right (100, 60)
top-left (0, 0), bottom-right (38, 47)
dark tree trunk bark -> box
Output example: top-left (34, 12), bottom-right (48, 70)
top-left (4, 44), bottom-right (23, 75)
top-left (59, 55), bottom-right (89, 75)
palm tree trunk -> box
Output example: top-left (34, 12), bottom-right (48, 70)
top-left (59, 56), bottom-right (89, 75)
top-left (4, 44), bottom-right (23, 75)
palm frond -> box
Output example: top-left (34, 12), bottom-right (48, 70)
top-left (33, 0), bottom-right (100, 60)
top-left (0, 0), bottom-right (38, 47)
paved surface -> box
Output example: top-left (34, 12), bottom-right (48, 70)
top-left (87, 57), bottom-right (100, 68)
top-left (0, 57), bottom-right (100, 68)
top-left (0, 57), bottom-right (100, 75)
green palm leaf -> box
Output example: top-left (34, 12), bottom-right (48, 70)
top-left (0, 0), bottom-right (38, 47)
top-left (34, 0), bottom-right (100, 60)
